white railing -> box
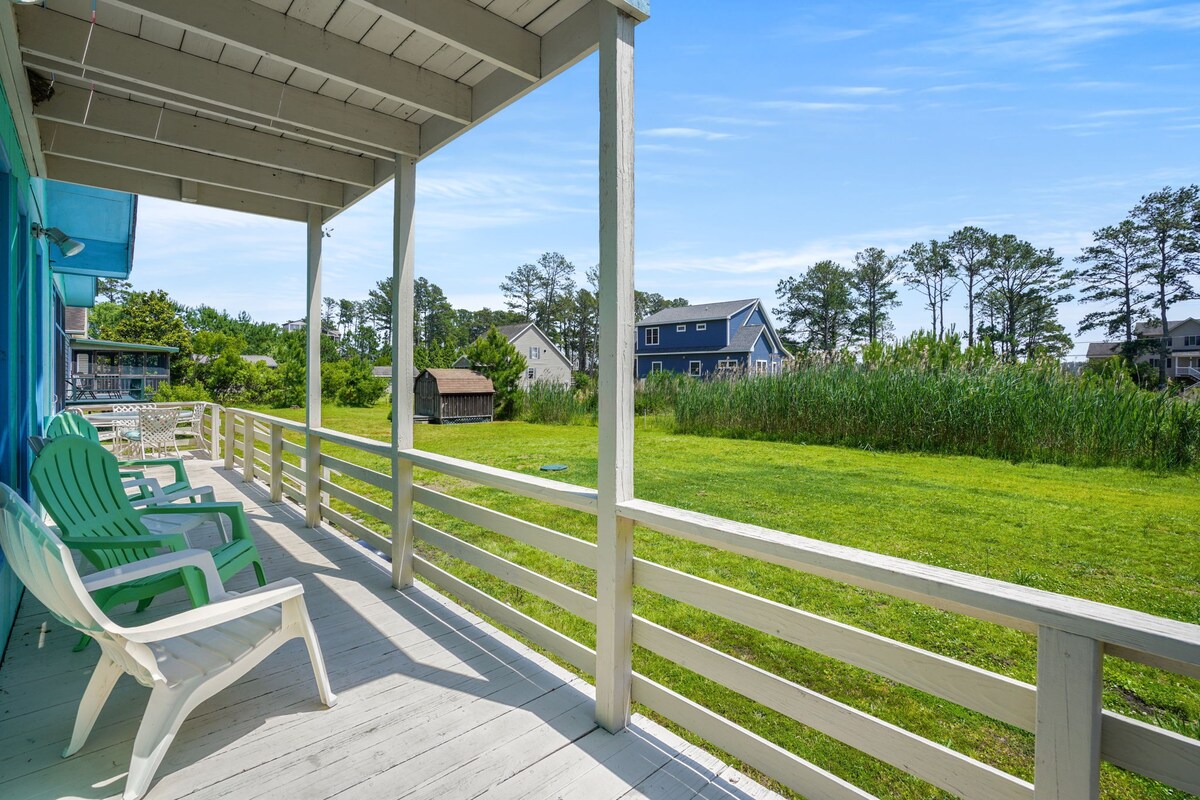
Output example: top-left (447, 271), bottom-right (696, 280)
top-left (215, 405), bottom-right (1200, 800)
top-left (70, 401), bottom-right (223, 458)
top-left (1169, 365), bottom-right (1200, 382)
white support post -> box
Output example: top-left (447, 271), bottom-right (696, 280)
top-left (269, 423), bottom-right (283, 502)
top-left (304, 204), bottom-right (323, 527)
top-left (209, 404), bottom-right (220, 460)
top-left (1034, 627), bottom-right (1103, 800)
top-left (223, 410), bottom-right (235, 470)
top-left (390, 155), bottom-right (417, 589)
top-left (595, 4), bottom-right (636, 734)
top-left (242, 415), bottom-right (256, 483)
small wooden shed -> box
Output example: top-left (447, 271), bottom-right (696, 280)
top-left (414, 369), bottom-right (494, 424)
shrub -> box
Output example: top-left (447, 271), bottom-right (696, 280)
top-left (150, 382), bottom-right (212, 402)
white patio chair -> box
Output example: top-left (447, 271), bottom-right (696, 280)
top-left (0, 484), bottom-right (337, 800)
top-left (173, 403), bottom-right (204, 450)
top-left (111, 403), bottom-right (142, 456)
top-left (121, 406), bottom-right (180, 459)
top-left (128, 476), bottom-right (231, 543)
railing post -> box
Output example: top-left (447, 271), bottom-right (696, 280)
top-left (595, 4), bottom-right (636, 734)
top-left (269, 423), bottom-right (283, 503)
top-left (390, 155), bottom-right (417, 588)
top-left (305, 431), bottom-right (322, 527)
top-left (210, 403), bottom-right (221, 461)
top-left (223, 410), bottom-right (235, 470)
top-left (1034, 626), bottom-right (1103, 800)
top-left (242, 416), bottom-right (256, 483)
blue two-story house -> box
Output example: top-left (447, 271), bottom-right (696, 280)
top-left (635, 298), bottom-right (790, 379)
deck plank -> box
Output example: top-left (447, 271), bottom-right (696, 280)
top-left (0, 459), bottom-right (785, 800)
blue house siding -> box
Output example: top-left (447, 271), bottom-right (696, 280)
top-left (0, 80), bottom-right (50, 658)
top-left (635, 299), bottom-right (788, 379)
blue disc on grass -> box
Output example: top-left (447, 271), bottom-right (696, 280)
top-left (540, 464), bottom-right (568, 472)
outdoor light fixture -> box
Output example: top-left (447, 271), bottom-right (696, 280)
top-left (32, 224), bottom-right (86, 257)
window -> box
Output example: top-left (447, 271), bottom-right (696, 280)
top-left (756, 359), bottom-right (768, 374)
top-left (1186, 335), bottom-right (1199, 347)
top-left (770, 361), bottom-right (779, 375)
top-left (675, 324), bottom-right (685, 332)
top-left (1167, 359), bottom-right (1173, 368)
top-left (650, 361), bottom-right (663, 373)
top-left (526, 368), bottom-right (537, 380)
top-left (696, 323), bottom-right (707, 331)
top-left (688, 361), bottom-right (702, 377)
top-left (645, 327), bottom-right (659, 345)
top-left (716, 359), bottom-right (738, 373)
top-left (528, 346), bottom-right (540, 360)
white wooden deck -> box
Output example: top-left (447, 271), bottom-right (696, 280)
top-left (0, 459), bottom-right (782, 800)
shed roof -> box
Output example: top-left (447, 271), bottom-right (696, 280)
top-left (638, 299), bottom-right (756, 326)
top-left (1, 1), bottom-right (648, 224)
top-left (420, 368), bottom-right (494, 395)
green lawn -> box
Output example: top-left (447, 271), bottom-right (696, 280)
top-left (250, 404), bottom-right (1200, 800)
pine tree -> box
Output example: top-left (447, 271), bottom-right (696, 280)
top-left (461, 326), bottom-right (527, 419)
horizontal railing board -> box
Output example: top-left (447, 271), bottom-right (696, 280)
top-left (1105, 643), bottom-right (1200, 682)
top-left (414, 556), bottom-right (596, 676)
top-left (225, 407), bottom-right (307, 433)
top-left (619, 499), bottom-right (1200, 668)
top-left (322, 453), bottom-right (392, 492)
top-left (633, 618), bottom-right (1032, 800)
top-left (631, 674), bottom-right (876, 800)
top-left (280, 459), bottom-right (306, 482)
top-left (280, 438), bottom-right (305, 458)
top-left (414, 520), bottom-right (596, 622)
top-left (320, 503), bottom-right (391, 555)
top-left (282, 484), bottom-right (304, 507)
top-left (634, 559), bottom-right (1036, 731)
top-left (319, 478), bottom-right (392, 523)
top-left (414, 485), bottom-right (597, 568)
top-left (1101, 713), bottom-right (1200, 795)
top-left (400, 448), bottom-right (598, 514)
top-left (312, 426), bottom-right (394, 457)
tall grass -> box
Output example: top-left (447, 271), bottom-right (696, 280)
top-left (516, 382), bottom-right (595, 425)
top-left (673, 361), bottom-right (1200, 470)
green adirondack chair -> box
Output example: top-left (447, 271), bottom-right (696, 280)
top-left (30, 436), bottom-right (267, 650)
top-left (46, 412), bottom-right (192, 495)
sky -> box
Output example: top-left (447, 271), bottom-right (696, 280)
top-left (129, 0), bottom-right (1200, 358)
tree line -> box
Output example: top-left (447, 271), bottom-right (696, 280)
top-left (773, 185), bottom-right (1200, 386)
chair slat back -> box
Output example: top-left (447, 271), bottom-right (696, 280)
top-left (0, 485), bottom-right (107, 637)
top-left (29, 437), bottom-right (156, 570)
top-left (137, 407), bottom-right (179, 454)
top-left (45, 412), bottom-right (101, 443)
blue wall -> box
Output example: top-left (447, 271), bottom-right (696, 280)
top-left (0, 80), bottom-right (53, 658)
top-left (636, 316), bottom-right (728, 353)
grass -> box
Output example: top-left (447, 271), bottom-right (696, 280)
top-left (249, 403), bottom-right (1200, 800)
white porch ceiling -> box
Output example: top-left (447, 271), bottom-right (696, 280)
top-left (2, 0), bottom-right (648, 222)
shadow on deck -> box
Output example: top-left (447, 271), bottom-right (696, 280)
top-left (0, 458), bottom-right (781, 800)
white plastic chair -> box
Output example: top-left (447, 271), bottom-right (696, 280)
top-left (0, 484), bottom-right (337, 800)
top-left (174, 403), bottom-right (204, 450)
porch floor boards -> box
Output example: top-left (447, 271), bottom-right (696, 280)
top-left (0, 458), bottom-right (781, 800)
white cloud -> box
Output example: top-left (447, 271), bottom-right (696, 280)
top-left (642, 127), bottom-right (736, 141)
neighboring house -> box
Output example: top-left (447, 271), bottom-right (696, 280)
top-left (414, 369), bottom-right (494, 423)
top-left (193, 354), bottom-right (278, 368)
top-left (1086, 319), bottom-right (1200, 383)
top-left (456, 322), bottom-right (573, 388)
top-left (372, 365), bottom-right (420, 393)
top-left (281, 318), bottom-right (341, 340)
top-left (635, 299), bottom-right (789, 379)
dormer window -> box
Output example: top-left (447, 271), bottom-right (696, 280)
top-left (645, 327), bottom-right (659, 345)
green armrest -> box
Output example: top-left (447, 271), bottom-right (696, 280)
top-left (118, 458), bottom-right (189, 492)
top-left (60, 533), bottom-right (191, 552)
top-left (134, 502), bottom-right (251, 542)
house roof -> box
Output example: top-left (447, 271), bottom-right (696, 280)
top-left (2, 1), bottom-right (648, 224)
top-left (242, 355), bottom-right (277, 368)
top-left (372, 366), bottom-right (420, 378)
top-left (637, 299), bottom-right (757, 327)
top-left (487, 321), bottom-right (572, 365)
top-left (420, 369), bottom-right (494, 395)
top-left (70, 337), bottom-right (178, 354)
top-left (723, 325), bottom-right (764, 353)
top-left (1086, 342), bottom-right (1121, 359)
top-left (1134, 319), bottom-right (1196, 336)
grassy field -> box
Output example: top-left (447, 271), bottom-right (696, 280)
top-left (250, 403), bottom-right (1200, 799)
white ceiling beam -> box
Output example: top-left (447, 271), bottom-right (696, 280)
top-left (36, 84), bottom-right (377, 188)
top-left (351, 0), bottom-right (541, 82)
top-left (0, 4), bottom-right (45, 178)
top-left (421, 0), bottom-right (602, 156)
top-left (15, 5), bottom-right (420, 157)
top-left (106, 0), bottom-right (472, 124)
top-left (40, 121), bottom-right (345, 208)
top-left (45, 155), bottom-right (309, 221)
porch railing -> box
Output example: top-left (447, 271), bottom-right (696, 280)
top-left (197, 405), bottom-right (1200, 799)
